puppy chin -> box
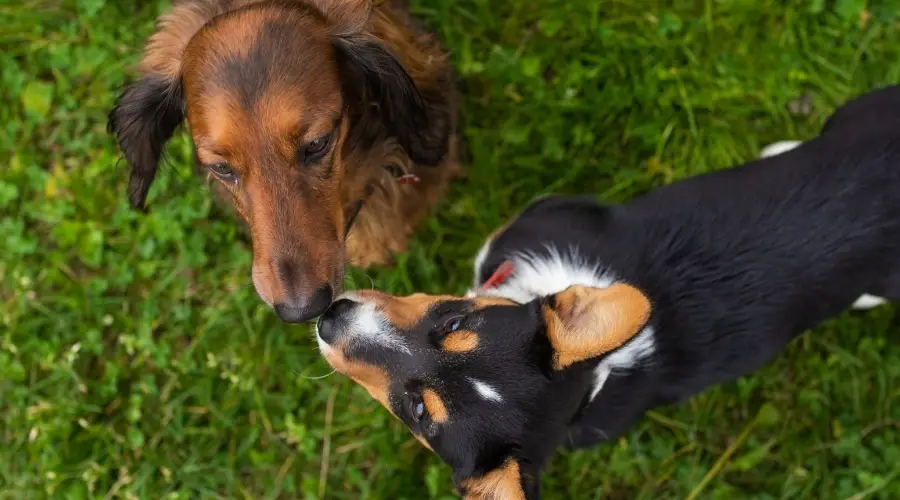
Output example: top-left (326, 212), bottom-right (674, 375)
top-left (314, 326), bottom-right (335, 355)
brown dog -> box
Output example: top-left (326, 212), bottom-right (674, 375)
top-left (108, 0), bottom-right (460, 322)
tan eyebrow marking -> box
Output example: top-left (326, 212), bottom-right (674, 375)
top-left (319, 341), bottom-right (392, 415)
top-left (422, 388), bottom-right (448, 423)
top-left (352, 290), bottom-right (517, 331)
top-left (442, 330), bottom-right (480, 353)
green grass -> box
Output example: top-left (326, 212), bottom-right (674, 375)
top-left (3, 0), bottom-right (900, 498)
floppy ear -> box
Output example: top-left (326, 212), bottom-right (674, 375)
top-left (332, 35), bottom-right (448, 166)
top-left (455, 459), bottom-right (540, 500)
top-left (542, 283), bottom-right (651, 370)
top-left (107, 74), bottom-right (185, 210)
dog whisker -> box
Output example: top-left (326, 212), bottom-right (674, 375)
top-left (363, 272), bottom-right (376, 290)
top-left (292, 367), bottom-right (337, 380)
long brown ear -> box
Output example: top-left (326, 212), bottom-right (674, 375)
top-left (458, 459), bottom-right (539, 500)
top-left (542, 283), bottom-right (651, 370)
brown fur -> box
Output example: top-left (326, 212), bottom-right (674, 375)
top-left (422, 388), bottom-right (449, 423)
top-left (442, 330), bottom-right (480, 353)
top-left (109, 0), bottom-right (460, 318)
top-left (319, 338), bottom-right (393, 412)
top-left (354, 290), bottom-right (516, 330)
top-left (460, 460), bottom-right (525, 500)
top-left (543, 284), bottom-right (652, 370)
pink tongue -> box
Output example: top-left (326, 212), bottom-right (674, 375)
top-left (480, 261), bottom-right (515, 290)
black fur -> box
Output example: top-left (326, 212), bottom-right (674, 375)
top-left (333, 35), bottom-right (448, 166)
top-left (476, 85), bottom-right (900, 458)
top-left (107, 75), bottom-right (185, 210)
top-left (321, 85), bottom-right (900, 498)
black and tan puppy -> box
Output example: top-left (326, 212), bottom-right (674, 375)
top-left (315, 85), bottom-right (900, 499)
top-left (109, 0), bottom-right (459, 323)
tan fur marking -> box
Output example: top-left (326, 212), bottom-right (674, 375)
top-left (353, 290), bottom-right (516, 330)
top-left (319, 343), bottom-right (392, 414)
top-left (422, 388), bottom-right (448, 423)
top-left (442, 330), bottom-right (479, 353)
top-left (386, 293), bottom-right (462, 330)
top-left (543, 283), bottom-right (651, 370)
top-left (461, 460), bottom-right (525, 500)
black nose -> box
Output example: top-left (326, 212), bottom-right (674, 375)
top-left (316, 298), bottom-right (356, 343)
top-left (274, 285), bottom-right (333, 323)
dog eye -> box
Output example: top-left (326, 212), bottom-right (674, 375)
top-left (306, 137), bottom-right (327, 154)
top-left (444, 316), bottom-right (463, 333)
top-left (301, 132), bottom-right (332, 165)
top-left (414, 400), bottom-right (425, 420)
top-left (207, 163), bottom-right (235, 179)
top-left (408, 394), bottom-right (425, 422)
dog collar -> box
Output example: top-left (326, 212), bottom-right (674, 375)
top-left (480, 261), bottom-right (515, 290)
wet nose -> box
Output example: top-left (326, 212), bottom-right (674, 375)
top-left (316, 298), bottom-right (356, 343)
top-left (274, 284), bottom-right (333, 323)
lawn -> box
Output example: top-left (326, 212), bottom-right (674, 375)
top-left (3, 0), bottom-right (900, 498)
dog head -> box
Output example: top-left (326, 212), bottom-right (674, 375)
top-left (108, 0), bottom-right (446, 323)
top-left (315, 284), bottom-right (651, 499)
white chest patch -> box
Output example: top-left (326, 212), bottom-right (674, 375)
top-left (469, 244), bottom-right (657, 402)
top-left (471, 245), bottom-right (616, 302)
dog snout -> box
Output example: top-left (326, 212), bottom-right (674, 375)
top-left (316, 298), bottom-right (357, 343)
top-left (257, 255), bottom-right (336, 323)
top-left (274, 284), bottom-right (333, 323)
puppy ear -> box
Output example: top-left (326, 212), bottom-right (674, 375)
top-left (455, 459), bottom-right (540, 500)
top-left (107, 75), bottom-right (184, 210)
top-left (332, 36), bottom-right (448, 166)
top-left (308, 0), bottom-right (372, 35)
top-left (542, 283), bottom-right (651, 370)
